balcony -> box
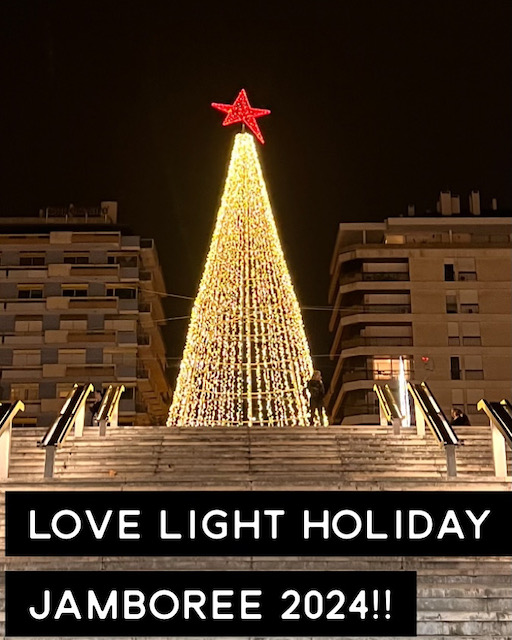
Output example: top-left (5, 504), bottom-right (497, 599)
top-left (458, 272), bottom-right (477, 281)
top-left (340, 272), bottom-right (409, 285)
top-left (67, 331), bottom-right (116, 343)
top-left (340, 368), bottom-right (413, 384)
top-left (66, 365), bottom-right (115, 377)
top-left (4, 299), bottom-right (46, 312)
top-left (68, 296), bottom-right (117, 310)
top-left (340, 336), bottom-right (413, 349)
top-left (2, 333), bottom-right (44, 345)
top-left (1, 267), bottom-right (48, 280)
top-left (69, 264), bottom-right (119, 277)
top-left (460, 304), bottom-right (479, 314)
top-left (465, 370), bottom-right (484, 380)
top-left (340, 304), bottom-right (411, 317)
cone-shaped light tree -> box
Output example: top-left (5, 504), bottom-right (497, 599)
top-left (168, 92), bottom-right (324, 426)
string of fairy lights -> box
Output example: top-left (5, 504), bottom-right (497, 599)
top-left (167, 133), bottom-right (327, 427)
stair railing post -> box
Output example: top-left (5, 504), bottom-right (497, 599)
top-left (445, 444), bottom-right (457, 478)
top-left (110, 403), bottom-right (119, 429)
top-left (414, 403), bottom-right (426, 438)
top-left (99, 419), bottom-right (107, 437)
top-left (0, 420), bottom-right (12, 480)
top-left (74, 403), bottom-right (85, 438)
top-left (379, 404), bottom-right (388, 426)
top-left (391, 417), bottom-right (401, 435)
top-left (44, 445), bottom-right (56, 478)
top-left (491, 425), bottom-right (508, 477)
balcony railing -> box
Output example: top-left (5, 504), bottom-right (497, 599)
top-left (465, 370), bottom-right (484, 380)
top-left (340, 368), bottom-right (414, 384)
top-left (340, 272), bottom-right (409, 285)
top-left (460, 304), bottom-right (479, 314)
top-left (341, 336), bottom-right (413, 348)
top-left (340, 304), bottom-right (411, 317)
top-left (458, 272), bottom-right (477, 281)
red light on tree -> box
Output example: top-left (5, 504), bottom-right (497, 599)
top-left (212, 89), bottom-right (270, 144)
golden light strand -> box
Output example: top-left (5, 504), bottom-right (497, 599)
top-left (167, 133), bottom-right (325, 426)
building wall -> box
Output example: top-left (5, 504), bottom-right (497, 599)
top-left (327, 214), bottom-right (512, 425)
top-left (0, 210), bottom-right (171, 427)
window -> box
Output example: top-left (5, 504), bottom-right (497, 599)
top-left (105, 318), bottom-right (136, 331)
top-left (446, 292), bottom-right (457, 314)
top-left (457, 258), bottom-right (477, 281)
top-left (11, 383), bottom-right (39, 401)
top-left (18, 287), bottom-right (43, 299)
top-left (63, 254), bottom-right (89, 264)
top-left (107, 255), bottom-right (138, 268)
top-left (106, 287), bottom-right (137, 299)
top-left (15, 317), bottom-right (43, 333)
top-left (466, 389), bottom-right (484, 414)
top-left (464, 355), bottom-right (483, 380)
top-left (451, 389), bottom-right (464, 413)
top-left (12, 350), bottom-right (41, 366)
top-left (104, 350), bottom-right (136, 366)
top-left (450, 356), bottom-right (461, 380)
top-left (444, 263), bottom-right (455, 281)
top-left (62, 286), bottom-right (88, 297)
top-left (462, 322), bottom-right (481, 346)
top-left (19, 254), bottom-right (45, 266)
top-left (459, 290), bottom-right (479, 314)
top-left (372, 357), bottom-right (411, 380)
top-left (58, 349), bottom-right (86, 364)
top-left (60, 315), bottom-right (87, 331)
top-left (448, 322), bottom-right (459, 346)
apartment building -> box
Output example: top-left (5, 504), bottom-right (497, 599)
top-left (326, 191), bottom-right (512, 425)
top-left (0, 202), bottom-right (171, 426)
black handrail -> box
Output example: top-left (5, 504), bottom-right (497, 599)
top-left (407, 382), bottom-right (459, 447)
top-left (478, 399), bottom-right (512, 447)
top-left (0, 401), bottom-right (25, 437)
top-left (38, 384), bottom-right (93, 448)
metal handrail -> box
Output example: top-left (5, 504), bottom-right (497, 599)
top-left (407, 382), bottom-right (459, 447)
top-left (95, 384), bottom-right (125, 435)
top-left (478, 398), bottom-right (512, 478)
top-left (373, 384), bottom-right (403, 422)
top-left (38, 383), bottom-right (93, 448)
top-left (478, 400), bottom-right (512, 447)
top-left (0, 400), bottom-right (25, 480)
top-left (0, 401), bottom-right (25, 437)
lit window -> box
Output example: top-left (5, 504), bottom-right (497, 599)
top-left (372, 357), bottom-right (410, 380)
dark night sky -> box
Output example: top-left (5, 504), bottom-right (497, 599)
top-left (1, 1), bottom-right (511, 382)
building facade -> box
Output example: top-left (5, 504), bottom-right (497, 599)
top-left (0, 202), bottom-right (171, 426)
top-left (326, 191), bottom-right (512, 425)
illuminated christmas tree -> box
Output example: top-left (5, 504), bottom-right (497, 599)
top-left (168, 90), bottom-right (325, 426)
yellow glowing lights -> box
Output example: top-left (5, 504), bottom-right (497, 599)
top-left (167, 133), bottom-right (322, 427)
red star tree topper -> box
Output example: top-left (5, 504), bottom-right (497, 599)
top-left (211, 89), bottom-right (270, 144)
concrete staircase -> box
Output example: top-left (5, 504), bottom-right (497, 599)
top-left (6, 424), bottom-right (512, 486)
top-left (1, 423), bottom-right (511, 639)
